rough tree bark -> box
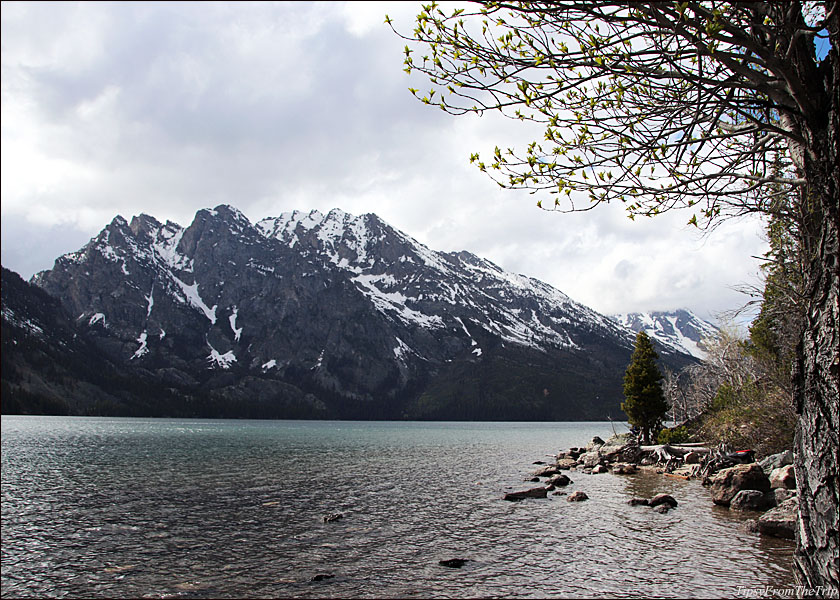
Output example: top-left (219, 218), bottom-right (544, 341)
top-left (791, 16), bottom-right (840, 590)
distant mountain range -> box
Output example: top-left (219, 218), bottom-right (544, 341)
top-left (610, 310), bottom-right (719, 359)
top-left (2, 205), bottom-right (709, 419)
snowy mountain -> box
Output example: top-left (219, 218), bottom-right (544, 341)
top-left (24, 205), bottom-right (698, 419)
top-left (610, 310), bottom-right (719, 359)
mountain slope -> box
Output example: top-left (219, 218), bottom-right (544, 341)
top-left (28, 205), bottom-right (697, 419)
top-left (611, 310), bottom-right (718, 359)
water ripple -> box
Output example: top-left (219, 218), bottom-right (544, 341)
top-left (2, 417), bottom-right (794, 598)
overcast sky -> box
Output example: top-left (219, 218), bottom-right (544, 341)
top-left (1, 1), bottom-right (770, 324)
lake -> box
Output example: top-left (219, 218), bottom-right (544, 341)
top-left (1, 416), bottom-right (794, 598)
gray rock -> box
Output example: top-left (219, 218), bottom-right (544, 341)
top-left (533, 465), bottom-right (561, 477)
top-left (758, 497), bottom-right (798, 539)
top-left (730, 490), bottom-right (771, 511)
top-left (709, 463), bottom-right (772, 506)
top-left (439, 558), bottom-right (468, 568)
top-left (649, 493), bottom-right (678, 508)
top-left (556, 458), bottom-right (577, 470)
top-left (759, 450), bottom-right (794, 474)
top-left (612, 463), bottom-right (638, 475)
top-left (579, 451), bottom-right (603, 469)
top-left (769, 465), bottom-right (796, 489)
top-left (566, 491), bottom-right (589, 502)
top-left (591, 465), bottom-right (608, 474)
top-left (503, 487), bottom-right (548, 501)
top-left (599, 433), bottom-right (638, 462)
top-left (586, 436), bottom-right (605, 451)
top-left (774, 488), bottom-right (797, 505)
top-left (546, 474), bottom-right (572, 487)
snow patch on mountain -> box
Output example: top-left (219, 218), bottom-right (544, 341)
top-left (208, 345), bottom-right (236, 369)
top-left (229, 306), bottom-right (243, 342)
top-left (611, 310), bottom-right (718, 359)
top-left (132, 331), bottom-right (149, 359)
top-left (172, 276), bottom-right (217, 324)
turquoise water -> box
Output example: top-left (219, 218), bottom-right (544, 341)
top-left (1, 417), bottom-right (794, 598)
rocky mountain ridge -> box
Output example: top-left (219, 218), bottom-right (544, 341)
top-left (11, 205), bottom-right (699, 419)
top-left (610, 310), bottom-right (719, 359)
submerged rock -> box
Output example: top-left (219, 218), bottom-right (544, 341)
top-left (653, 504), bottom-right (672, 514)
top-left (627, 498), bottom-right (649, 506)
top-left (649, 494), bottom-right (678, 508)
top-left (323, 513), bottom-right (344, 523)
top-left (546, 474), bottom-right (572, 487)
top-left (439, 558), bottom-right (468, 568)
top-left (311, 574), bottom-right (335, 582)
top-left (503, 487), bottom-right (548, 501)
top-left (567, 491), bottom-right (589, 502)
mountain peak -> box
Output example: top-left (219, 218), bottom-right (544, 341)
top-left (28, 203), bottom-right (698, 420)
top-left (611, 310), bottom-right (718, 359)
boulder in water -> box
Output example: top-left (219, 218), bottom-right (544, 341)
top-left (730, 490), bottom-right (771, 511)
top-left (649, 493), bottom-right (678, 508)
top-left (546, 474), bottom-right (572, 487)
top-left (533, 465), bottom-right (561, 477)
top-left (439, 558), bottom-right (468, 568)
top-left (758, 497), bottom-right (798, 539)
top-left (503, 487), bottom-right (548, 501)
top-left (709, 463), bottom-right (771, 506)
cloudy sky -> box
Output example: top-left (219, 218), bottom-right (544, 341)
top-left (1, 1), bottom-right (769, 324)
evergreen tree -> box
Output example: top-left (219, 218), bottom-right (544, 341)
top-left (622, 331), bottom-right (668, 445)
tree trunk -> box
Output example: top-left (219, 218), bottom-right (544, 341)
top-left (793, 202), bottom-right (840, 593)
top-left (791, 27), bottom-right (840, 590)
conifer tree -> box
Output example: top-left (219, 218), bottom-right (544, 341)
top-left (622, 331), bottom-right (668, 445)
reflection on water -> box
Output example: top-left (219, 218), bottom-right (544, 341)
top-left (1, 417), bottom-right (794, 598)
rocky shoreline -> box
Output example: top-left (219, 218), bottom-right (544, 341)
top-left (505, 432), bottom-right (798, 539)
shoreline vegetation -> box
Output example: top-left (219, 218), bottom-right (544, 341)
top-left (507, 432), bottom-right (799, 540)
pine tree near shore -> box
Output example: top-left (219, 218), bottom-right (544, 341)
top-left (622, 332), bottom-right (668, 445)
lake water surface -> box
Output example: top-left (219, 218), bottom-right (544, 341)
top-left (1, 417), bottom-right (794, 598)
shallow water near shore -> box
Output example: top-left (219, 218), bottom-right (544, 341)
top-left (1, 416), bottom-right (794, 598)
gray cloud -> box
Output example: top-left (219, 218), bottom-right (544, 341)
top-left (1, 1), bottom-right (768, 325)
